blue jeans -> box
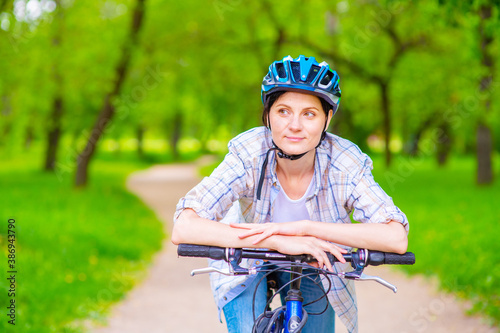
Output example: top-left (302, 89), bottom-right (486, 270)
top-left (223, 267), bottom-right (335, 333)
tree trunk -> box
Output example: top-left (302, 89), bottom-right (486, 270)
top-left (136, 125), bottom-right (145, 158)
top-left (380, 81), bottom-right (392, 167)
top-left (74, 0), bottom-right (146, 187)
top-left (436, 121), bottom-right (452, 166)
top-left (170, 112), bottom-right (182, 160)
top-left (408, 117), bottom-right (434, 157)
top-left (477, 123), bottom-right (493, 184)
top-left (44, 0), bottom-right (63, 171)
top-left (1, 95), bottom-right (11, 147)
top-left (476, 5), bottom-right (494, 185)
top-left (24, 126), bottom-right (34, 150)
top-left (44, 96), bottom-right (63, 170)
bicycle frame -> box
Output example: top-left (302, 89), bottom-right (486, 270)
top-left (253, 262), bottom-right (310, 333)
top-left (283, 264), bottom-right (305, 333)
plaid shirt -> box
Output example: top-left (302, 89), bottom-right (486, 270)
top-left (174, 127), bottom-right (409, 333)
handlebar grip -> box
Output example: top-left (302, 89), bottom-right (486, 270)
top-left (315, 251), bottom-right (416, 266)
top-left (382, 252), bottom-right (415, 265)
top-left (177, 244), bottom-right (226, 261)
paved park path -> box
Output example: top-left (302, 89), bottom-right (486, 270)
top-left (91, 161), bottom-right (497, 333)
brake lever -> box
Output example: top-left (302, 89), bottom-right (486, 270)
top-left (190, 266), bottom-right (257, 276)
top-left (339, 271), bottom-right (398, 293)
top-left (358, 272), bottom-right (398, 293)
top-left (191, 267), bottom-right (230, 276)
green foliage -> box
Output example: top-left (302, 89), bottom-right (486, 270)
top-left (1, 0), bottom-right (500, 328)
top-left (2, 0), bottom-right (499, 162)
top-left (372, 154), bottom-right (500, 326)
top-left (0, 153), bottom-right (163, 332)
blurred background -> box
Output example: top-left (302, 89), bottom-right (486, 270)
top-left (0, 0), bottom-right (499, 332)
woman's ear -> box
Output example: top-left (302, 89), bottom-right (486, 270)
top-left (325, 109), bottom-right (333, 129)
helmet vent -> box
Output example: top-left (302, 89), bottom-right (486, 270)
top-left (320, 71), bottom-right (333, 86)
top-left (306, 65), bottom-right (321, 83)
top-left (276, 63), bottom-right (286, 78)
top-left (291, 62), bottom-right (301, 81)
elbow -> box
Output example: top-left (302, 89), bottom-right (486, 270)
top-left (170, 209), bottom-right (197, 245)
top-left (171, 224), bottom-right (182, 245)
top-left (171, 227), bottom-right (181, 245)
top-left (392, 236), bottom-right (408, 254)
top-left (393, 231), bottom-right (408, 254)
top-left (171, 214), bottom-right (189, 245)
top-left (388, 222), bottom-right (408, 254)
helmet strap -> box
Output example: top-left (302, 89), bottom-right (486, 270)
top-left (257, 127), bottom-right (327, 201)
top-left (273, 141), bottom-right (308, 160)
top-left (256, 146), bottom-right (278, 200)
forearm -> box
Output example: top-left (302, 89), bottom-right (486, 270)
top-left (306, 221), bottom-right (408, 254)
top-left (171, 209), bottom-right (277, 249)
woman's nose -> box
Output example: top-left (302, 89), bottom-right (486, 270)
top-left (288, 115), bottom-right (302, 130)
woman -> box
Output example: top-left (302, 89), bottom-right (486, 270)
top-left (172, 55), bottom-right (409, 333)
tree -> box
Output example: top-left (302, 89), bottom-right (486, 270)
top-left (435, 0), bottom-right (498, 184)
top-left (476, 3), bottom-right (495, 184)
top-left (44, 0), bottom-right (63, 171)
top-left (74, 0), bottom-right (146, 187)
top-left (297, 1), bottom-right (427, 166)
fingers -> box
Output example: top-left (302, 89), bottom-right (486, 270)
top-left (308, 262), bottom-right (320, 268)
top-left (237, 229), bottom-right (262, 239)
top-left (330, 248), bottom-right (347, 265)
top-left (272, 236), bottom-right (349, 272)
top-left (231, 223), bottom-right (267, 240)
top-left (311, 239), bottom-right (347, 271)
top-left (318, 249), bottom-right (335, 272)
top-left (229, 223), bottom-right (253, 230)
top-left (236, 228), bottom-right (274, 244)
top-left (300, 238), bottom-right (332, 272)
top-left (317, 248), bottom-right (332, 272)
top-left (233, 223), bottom-right (278, 243)
top-left (326, 243), bottom-right (347, 265)
top-left (251, 230), bottom-right (275, 244)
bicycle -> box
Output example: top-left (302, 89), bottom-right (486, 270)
top-left (177, 244), bottom-right (415, 333)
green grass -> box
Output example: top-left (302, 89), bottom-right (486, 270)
top-left (0, 151), bottom-right (164, 332)
top-left (371, 154), bottom-right (500, 326)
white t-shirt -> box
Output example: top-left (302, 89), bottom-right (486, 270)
top-left (272, 177), bottom-right (314, 223)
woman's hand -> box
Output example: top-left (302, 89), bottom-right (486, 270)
top-left (269, 235), bottom-right (347, 272)
top-left (231, 221), bottom-right (308, 244)
top-left (231, 222), bottom-right (347, 271)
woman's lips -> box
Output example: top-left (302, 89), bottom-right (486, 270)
top-left (286, 136), bottom-right (304, 142)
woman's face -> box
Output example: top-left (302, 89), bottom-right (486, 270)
top-left (269, 91), bottom-right (332, 156)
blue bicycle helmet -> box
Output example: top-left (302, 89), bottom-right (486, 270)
top-left (261, 55), bottom-right (341, 114)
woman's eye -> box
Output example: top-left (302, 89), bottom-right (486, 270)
top-left (304, 111), bottom-right (315, 117)
top-left (278, 109), bottom-right (290, 115)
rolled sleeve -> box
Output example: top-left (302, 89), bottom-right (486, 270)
top-left (348, 159), bottom-right (409, 233)
top-left (174, 150), bottom-right (251, 223)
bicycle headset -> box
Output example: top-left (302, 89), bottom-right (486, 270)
top-left (257, 55), bottom-right (342, 200)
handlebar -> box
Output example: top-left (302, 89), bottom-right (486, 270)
top-left (177, 243), bottom-right (415, 266)
top-left (177, 244), bottom-right (415, 293)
